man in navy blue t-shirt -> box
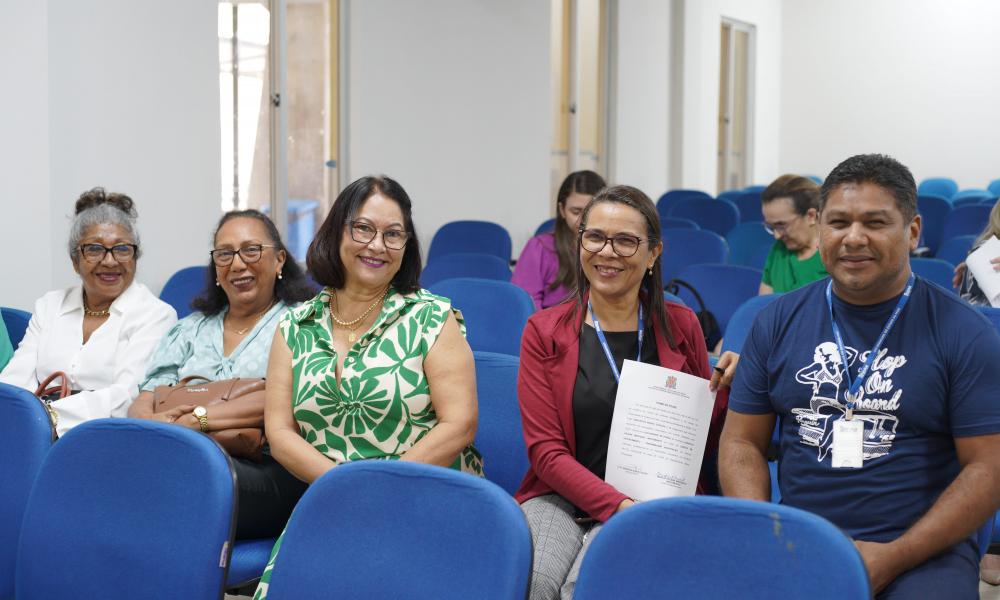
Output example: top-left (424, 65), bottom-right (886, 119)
top-left (720, 154), bottom-right (1000, 599)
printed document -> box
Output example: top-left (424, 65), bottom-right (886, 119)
top-left (967, 235), bottom-right (1000, 308)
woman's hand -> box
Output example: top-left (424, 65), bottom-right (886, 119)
top-left (148, 404), bottom-right (195, 425)
top-left (709, 351), bottom-right (740, 391)
top-left (615, 498), bottom-right (635, 514)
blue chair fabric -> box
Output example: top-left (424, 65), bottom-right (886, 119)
top-left (743, 184), bottom-right (767, 193)
top-left (918, 177), bottom-right (958, 200)
top-left (660, 229), bottom-right (729, 285)
top-left (952, 190), bottom-right (992, 206)
top-left (263, 461), bottom-right (532, 600)
top-left (911, 258), bottom-right (957, 292)
top-left (421, 253), bottom-right (512, 288)
top-left (978, 306), bottom-right (1000, 333)
top-left (574, 496), bottom-right (869, 600)
top-left (160, 265), bottom-right (209, 319)
top-left (427, 220), bottom-right (512, 263)
top-left (16, 419), bottom-right (236, 600)
top-left (721, 294), bottom-right (780, 355)
top-left (0, 307), bottom-right (30, 349)
top-left (472, 351), bottom-right (529, 495)
top-left (917, 194), bottom-right (952, 255)
top-left (227, 538), bottom-right (278, 589)
top-left (716, 189), bottom-right (743, 204)
top-left (428, 278), bottom-right (534, 356)
top-left (0, 383), bottom-right (54, 599)
top-left (656, 189), bottom-right (713, 222)
top-left (726, 222), bottom-right (774, 268)
top-left (988, 179), bottom-right (1000, 197)
top-left (669, 197), bottom-right (740, 237)
top-left (935, 235), bottom-right (976, 267)
top-left (732, 191), bottom-right (763, 223)
top-left (941, 205), bottom-right (991, 245)
top-left (534, 217), bottom-right (556, 235)
top-left (661, 217), bottom-right (701, 230)
top-left (670, 264), bottom-right (763, 335)
top-left (805, 175), bottom-right (823, 184)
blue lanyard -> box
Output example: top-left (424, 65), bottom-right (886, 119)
top-left (825, 274), bottom-right (914, 419)
top-left (588, 300), bottom-right (644, 384)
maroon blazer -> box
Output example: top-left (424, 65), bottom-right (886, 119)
top-left (513, 297), bottom-right (729, 522)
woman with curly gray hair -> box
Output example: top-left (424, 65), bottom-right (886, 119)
top-left (0, 187), bottom-right (176, 436)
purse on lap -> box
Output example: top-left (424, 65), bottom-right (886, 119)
top-left (34, 371), bottom-right (70, 436)
top-left (153, 376), bottom-right (266, 461)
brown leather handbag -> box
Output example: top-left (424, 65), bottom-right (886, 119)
top-left (153, 376), bottom-right (266, 461)
top-left (34, 371), bottom-right (71, 433)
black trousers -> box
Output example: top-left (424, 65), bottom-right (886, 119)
top-left (230, 454), bottom-right (308, 539)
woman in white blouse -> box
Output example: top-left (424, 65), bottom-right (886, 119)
top-left (0, 188), bottom-right (176, 436)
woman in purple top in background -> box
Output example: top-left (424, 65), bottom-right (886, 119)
top-left (512, 171), bottom-right (606, 310)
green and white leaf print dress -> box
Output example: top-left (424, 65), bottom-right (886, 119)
top-left (253, 287), bottom-right (483, 599)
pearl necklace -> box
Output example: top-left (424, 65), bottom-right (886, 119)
top-left (330, 288), bottom-right (388, 343)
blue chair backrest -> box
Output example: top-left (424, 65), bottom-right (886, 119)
top-left (917, 194), bottom-right (952, 255)
top-left (670, 197), bottom-right (740, 237)
top-left (978, 306), bottom-right (1000, 334)
top-left (935, 235), bottom-right (976, 267)
top-left (716, 189), bottom-right (743, 204)
top-left (942, 205), bottom-right (991, 244)
top-left (0, 384), bottom-right (54, 599)
top-left (227, 538), bottom-right (278, 590)
top-left (263, 461), bottom-right (531, 600)
top-left (428, 278), bottom-right (534, 356)
top-left (671, 264), bottom-right (763, 334)
top-left (952, 189), bottom-right (992, 206)
top-left (574, 496), bottom-right (869, 600)
top-left (918, 177), bottom-right (958, 200)
top-left (534, 217), bottom-right (556, 235)
top-left (721, 294), bottom-right (780, 354)
top-left (656, 189), bottom-right (713, 221)
top-left (661, 217), bottom-right (701, 230)
top-left (421, 253), bottom-right (512, 288)
top-left (427, 220), bottom-right (512, 263)
top-left (726, 222), bottom-right (774, 269)
top-left (472, 351), bottom-right (528, 495)
top-left (660, 229), bottom-right (729, 285)
top-left (805, 175), bottom-right (823, 184)
top-left (988, 179), bottom-right (1000, 197)
top-left (16, 419), bottom-right (235, 600)
top-left (0, 307), bottom-right (30, 349)
top-left (911, 258), bottom-right (957, 292)
top-left (160, 265), bottom-right (208, 319)
top-left (733, 191), bottom-right (763, 223)
top-left (743, 184), bottom-right (767, 193)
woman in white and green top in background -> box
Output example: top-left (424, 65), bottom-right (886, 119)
top-left (759, 174), bottom-right (828, 294)
top-left (129, 209), bottom-right (316, 539)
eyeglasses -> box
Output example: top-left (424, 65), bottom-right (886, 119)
top-left (349, 221), bottom-right (409, 250)
top-left (79, 243), bottom-right (137, 263)
top-left (763, 214), bottom-right (802, 237)
top-left (579, 229), bottom-right (650, 258)
top-left (210, 244), bottom-right (276, 267)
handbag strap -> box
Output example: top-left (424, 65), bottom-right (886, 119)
top-left (176, 375), bottom-right (213, 386)
top-left (34, 371), bottom-right (70, 399)
top-left (665, 278), bottom-right (709, 315)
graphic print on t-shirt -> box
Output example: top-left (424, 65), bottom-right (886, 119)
top-left (791, 341), bottom-right (904, 462)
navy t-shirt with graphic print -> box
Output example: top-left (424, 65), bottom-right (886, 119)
top-left (730, 276), bottom-right (1000, 550)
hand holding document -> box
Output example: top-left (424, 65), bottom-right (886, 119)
top-left (605, 360), bottom-right (715, 501)
top-left (967, 235), bottom-right (1000, 308)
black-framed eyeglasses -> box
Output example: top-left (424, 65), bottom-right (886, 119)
top-left (210, 244), bottom-right (276, 267)
top-left (579, 229), bottom-right (651, 258)
top-left (763, 214), bottom-right (802, 237)
top-left (79, 243), bottom-right (138, 263)
top-left (349, 221), bottom-right (409, 250)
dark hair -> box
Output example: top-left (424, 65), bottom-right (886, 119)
top-left (307, 175), bottom-right (422, 294)
top-left (190, 209), bottom-right (317, 316)
top-left (573, 185), bottom-right (675, 348)
top-left (820, 154), bottom-right (917, 221)
top-left (552, 170), bottom-right (606, 291)
top-left (762, 174), bottom-right (820, 216)
top-left (68, 187), bottom-right (141, 260)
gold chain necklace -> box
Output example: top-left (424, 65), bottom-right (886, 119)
top-left (82, 292), bottom-right (110, 318)
top-left (330, 288), bottom-right (388, 343)
top-left (225, 302), bottom-right (275, 336)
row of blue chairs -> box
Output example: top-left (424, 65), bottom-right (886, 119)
top-left (918, 195), bottom-right (992, 256)
top-left (919, 177), bottom-right (1000, 202)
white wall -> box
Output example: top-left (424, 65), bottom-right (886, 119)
top-left (780, 0), bottom-right (1000, 187)
top-left (344, 0), bottom-right (552, 259)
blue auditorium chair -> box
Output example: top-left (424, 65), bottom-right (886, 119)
top-left (743, 184), bottom-right (767, 193)
top-left (988, 179), bottom-right (1000, 197)
top-left (421, 253), bottom-right (512, 287)
top-left (15, 419), bottom-right (235, 600)
top-left (261, 461), bottom-right (531, 600)
top-left (918, 177), bottom-right (958, 200)
top-left (656, 189), bottom-right (713, 222)
top-left (916, 194), bottom-right (952, 255)
top-left (669, 264), bottom-right (762, 335)
top-left (574, 496), bottom-right (869, 600)
top-left (805, 175), bottom-right (823, 184)
top-left (227, 538), bottom-right (278, 590)
top-left (935, 235), bottom-right (975, 267)
top-left (716, 189), bottom-right (743, 204)
top-left (160, 265), bottom-right (209, 319)
top-left (732, 191), bottom-right (763, 223)
top-left (911, 258), bottom-right (958, 292)
top-left (726, 222), bottom-right (775, 269)
top-left (661, 217), bottom-right (701, 230)
top-left (670, 196), bottom-right (740, 237)
top-left (472, 351), bottom-right (528, 495)
top-left (427, 220), bottom-right (512, 263)
top-left (952, 189), bottom-right (992, 206)
top-left (0, 307), bottom-right (30, 349)
top-left (660, 229), bottom-right (729, 285)
top-left (721, 294), bottom-right (780, 355)
top-left (428, 278), bottom-right (534, 356)
top-left (534, 217), bottom-right (556, 235)
top-left (941, 205), bottom-right (991, 245)
top-left (0, 383), bottom-right (54, 599)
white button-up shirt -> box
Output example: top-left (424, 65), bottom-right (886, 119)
top-left (0, 282), bottom-right (176, 436)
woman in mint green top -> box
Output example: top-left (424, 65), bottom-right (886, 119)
top-left (0, 318), bottom-right (13, 372)
top-left (759, 174), bottom-right (828, 294)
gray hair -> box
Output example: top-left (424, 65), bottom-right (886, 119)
top-left (68, 204), bottom-right (141, 261)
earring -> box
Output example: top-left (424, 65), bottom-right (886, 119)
top-left (277, 271), bottom-right (283, 280)
top-left (647, 267), bottom-right (653, 277)
top-left (215, 280), bottom-right (220, 287)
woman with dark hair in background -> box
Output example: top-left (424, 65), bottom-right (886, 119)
top-left (513, 170), bottom-right (606, 309)
top-left (129, 209), bottom-right (315, 539)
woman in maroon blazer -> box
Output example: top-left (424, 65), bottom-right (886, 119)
top-left (514, 185), bottom-right (733, 600)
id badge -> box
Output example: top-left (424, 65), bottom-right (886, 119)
top-left (832, 418), bottom-right (864, 468)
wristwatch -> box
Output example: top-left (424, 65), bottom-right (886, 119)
top-left (193, 406), bottom-right (209, 432)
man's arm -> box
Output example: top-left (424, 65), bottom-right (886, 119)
top-left (856, 432), bottom-right (1000, 594)
top-left (718, 410), bottom-right (776, 502)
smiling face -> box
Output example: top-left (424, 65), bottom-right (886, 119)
top-left (820, 182), bottom-right (920, 305)
top-left (580, 201), bottom-right (661, 304)
top-left (73, 222), bottom-right (137, 308)
top-left (558, 192), bottom-right (593, 234)
top-left (214, 216), bottom-right (286, 311)
top-left (339, 193), bottom-right (407, 293)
